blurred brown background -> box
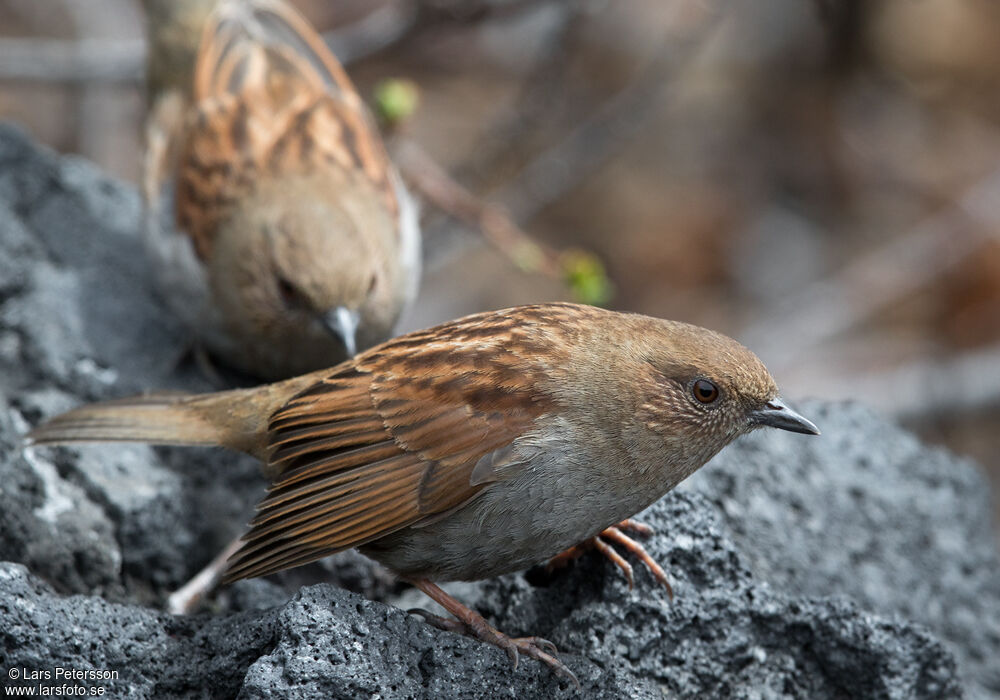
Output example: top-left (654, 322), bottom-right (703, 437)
top-left (2, 0), bottom-right (999, 522)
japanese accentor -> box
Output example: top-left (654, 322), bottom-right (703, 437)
top-left (143, 0), bottom-right (420, 379)
top-left (28, 303), bottom-right (818, 683)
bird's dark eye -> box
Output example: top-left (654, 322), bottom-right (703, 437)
top-left (692, 379), bottom-right (719, 404)
top-left (367, 273), bottom-right (377, 294)
top-left (276, 276), bottom-right (301, 307)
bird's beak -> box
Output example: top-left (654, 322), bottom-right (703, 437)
top-left (752, 398), bottom-right (820, 435)
top-left (321, 306), bottom-right (360, 357)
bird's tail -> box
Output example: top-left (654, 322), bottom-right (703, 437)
top-left (26, 389), bottom-right (259, 454)
top-left (24, 368), bottom-right (329, 460)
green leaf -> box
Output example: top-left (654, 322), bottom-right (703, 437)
top-left (561, 250), bottom-right (614, 306)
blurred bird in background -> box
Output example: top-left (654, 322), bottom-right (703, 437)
top-left (142, 0), bottom-right (420, 380)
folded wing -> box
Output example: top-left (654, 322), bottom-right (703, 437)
top-left (224, 309), bottom-right (558, 581)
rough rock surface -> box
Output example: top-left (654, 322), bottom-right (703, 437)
top-left (687, 401), bottom-right (1000, 698)
top-left (0, 123), bottom-right (996, 698)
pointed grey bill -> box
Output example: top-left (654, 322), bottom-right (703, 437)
top-left (321, 306), bottom-right (360, 357)
top-left (752, 398), bottom-right (820, 435)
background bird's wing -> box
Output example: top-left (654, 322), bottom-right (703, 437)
top-left (174, 0), bottom-right (396, 260)
top-left (193, 0), bottom-right (356, 101)
top-left (224, 309), bottom-right (559, 581)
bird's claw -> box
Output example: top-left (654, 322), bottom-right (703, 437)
top-left (591, 536), bottom-right (634, 589)
top-left (601, 523), bottom-right (674, 599)
top-left (548, 519), bottom-right (674, 599)
top-left (505, 636), bottom-right (577, 687)
top-left (407, 580), bottom-right (580, 687)
top-left (617, 518), bottom-right (654, 537)
top-left (407, 607), bottom-right (467, 634)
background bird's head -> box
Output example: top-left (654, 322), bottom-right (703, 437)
top-left (211, 174), bottom-right (401, 360)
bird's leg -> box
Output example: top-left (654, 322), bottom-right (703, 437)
top-left (616, 518), bottom-right (654, 537)
top-left (544, 541), bottom-right (591, 572)
top-left (407, 578), bottom-right (579, 688)
top-left (166, 536), bottom-right (242, 615)
top-left (600, 525), bottom-right (673, 599)
top-left (546, 519), bottom-right (673, 599)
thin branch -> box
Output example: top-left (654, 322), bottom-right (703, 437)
top-left (0, 37), bottom-right (145, 83)
top-left (494, 48), bottom-right (675, 223)
top-left (795, 342), bottom-right (1000, 422)
top-left (411, 0), bottom-right (730, 273)
top-left (742, 165), bottom-right (1000, 372)
top-left (317, 1), bottom-right (419, 65)
top-left (396, 138), bottom-right (563, 277)
top-left (493, 1), bottom-right (729, 222)
top-left (0, 0), bottom-right (569, 85)
top-left (0, 1), bottom-right (419, 84)
top-left (451, 2), bottom-right (586, 191)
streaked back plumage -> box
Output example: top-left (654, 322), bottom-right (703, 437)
top-left (177, 0), bottom-right (398, 259)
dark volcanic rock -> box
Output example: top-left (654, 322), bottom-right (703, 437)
top-left (482, 491), bottom-right (961, 699)
top-left (0, 123), bottom-right (996, 698)
top-left (688, 401), bottom-right (1000, 698)
top-left (0, 562), bottom-right (277, 699)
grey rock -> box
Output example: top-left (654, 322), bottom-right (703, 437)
top-left (0, 404), bottom-right (122, 596)
top-left (473, 491), bottom-right (961, 699)
top-left (0, 123), bottom-right (996, 698)
top-left (0, 123), bottom-right (186, 397)
top-left (688, 400), bottom-right (1000, 698)
top-left (0, 562), bottom-right (276, 699)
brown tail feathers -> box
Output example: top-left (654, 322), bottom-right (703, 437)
top-left (26, 389), bottom-right (266, 457)
top-left (26, 368), bottom-right (331, 463)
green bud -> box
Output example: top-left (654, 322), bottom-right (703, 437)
top-left (561, 250), bottom-right (614, 306)
top-left (374, 78), bottom-right (420, 126)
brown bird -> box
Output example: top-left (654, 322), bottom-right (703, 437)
top-left (141, 0), bottom-right (215, 108)
top-left (27, 303), bottom-right (818, 683)
top-left (143, 0), bottom-right (420, 379)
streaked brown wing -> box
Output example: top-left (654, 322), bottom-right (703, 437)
top-left (224, 310), bottom-right (558, 582)
top-left (193, 0), bottom-right (357, 103)
top-left (174, 0), bottom-right (396, 260)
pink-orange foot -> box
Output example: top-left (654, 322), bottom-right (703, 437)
top-left (408, 579), bottom-right (579, 687)
top-left (547, 519), bottom-right (673, 599)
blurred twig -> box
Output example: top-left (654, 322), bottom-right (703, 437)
top-left (0, 1), bottom-right (419, 84)
top-left (800, 342), bottom-right (1000, 421)
top-left (313, 1), bottom-right (419, 65)
top-left (397, 139), bottom-right (613, 304)
top-left (412, 0), bottom-right (729, 287)
top-left (457, 3), bottom-right (587, 190)
top-left (397, 138), bottom-right (562, 277)
top-left (744, 164), bottom-right (1000, 372)
top-left (415, 0), bottom-right (557, 23)
top-left (60, 0), bottom-right (142, 172)
top-left (491, 2), bottom-right (729, 222)
top-left (0, 37), bottom-right (145, 83)
top-left (493, 48), bottom-right (676, 223)
top-left (0, 0), bottom-right (563, 85)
